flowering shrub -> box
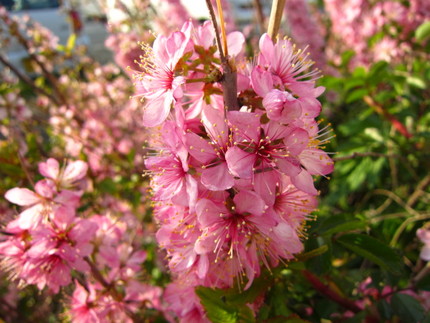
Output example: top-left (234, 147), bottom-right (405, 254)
top-left (0, 0), bottom-right (430, 322)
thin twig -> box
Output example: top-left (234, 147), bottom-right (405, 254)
top-left (407, 174), bottom-right (430, 207)
top-left (0, 54), bottom-right (61, 106)
top-left (302, 270), bottom-right (362, 313)
top-left (410, 262), bottom-right (430, 286)
top-left (84, 257), bottom-right (140, 322)
top-left (11, 29), bottom-right (69, 107)
top-left (267, 0), bottom-right (286, 41)
top-left (205, 0), bottom-right (239, 111)
top-left (16, 150), bottom-right (35, 188)
top-left (253, 0), bottom-right (266, 33)
top-left (205, 0), bottom-right (226, 64)
top-left (373, 189), bottom-right (421, 218)
top-left (390, 213), bottom-right (430, 247)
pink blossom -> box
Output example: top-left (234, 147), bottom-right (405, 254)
top-left (21, 208), bottom-right (97, 292)
top-left (135, 30), bottom-right (192, 126)
top-left (70, 281), bottom-right (102, 323)
top-left (417, 227), bottom-right (430, 261)
top-left (186, 105), bottom-right (234, 191)
top-left (195, 190), bottom-right (303, 288)
top-left (164, 282), bottom-right (209, 323)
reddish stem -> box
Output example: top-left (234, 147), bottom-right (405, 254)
top-left (364, 95), bottom-right (412, 139)
top-left (302, 270), bottom-right (362, 313)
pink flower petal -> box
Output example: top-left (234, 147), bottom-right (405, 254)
top-left (254, 170), bottom-right (279, 206)
top-left (35, 179), bottom-right (56, 199)
top-left (300, 149), bottom-right (334, 176)
top-left (5, 187), bottom-right (40, 206)
top-left (225, 146), bottom-right (256, 179)
top-left (142, 90), bottom-right (173, 127)
top-left (17, 204), bottom-right (45, 229)
top-left (227, 31), bottom-right (245, 57)
top-left (62, 160), bottom-right (88, 184)
top-left (291, 170), bottom-right (318, 195)
top-left (276, 157), bottom-right (301, 177)
top-left (185, 132), bottom-right (215, 164)
top-left (284, 127), bottom-right (309, 155)
top-left (234, 190), bottom-right (266, 216)
top-left (251, 66), bottom-right (273, 97)
top-left (201, 163), bottom-right (234, 191)
top-left (38, 158), bottom-right (59, 179)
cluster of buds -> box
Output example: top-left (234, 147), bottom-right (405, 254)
top-left (136, 20), bottom-right (333, 319)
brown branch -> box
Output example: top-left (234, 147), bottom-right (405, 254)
top-left (205, 0), bottom-right (226, 64)
top-left (410, 262), bottom-right (430, 287)
top-left (205, 0), bottom-right (239, 111)
top-left (84, 257), bottom-right (141, 322)
top-left (253, 0), bottom-right (266, 33)
top-left (267, 0), bottom-right (286, 41)
top-left (16, 150), bottom-right (35, 188)
top-left (0, 54), bottom-right (61, 106)
top-left (11, 30), bottom-right (69, 107)
top-left (302, 270), bottom-right (362, 313)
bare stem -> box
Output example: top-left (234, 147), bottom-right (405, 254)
top-left (302, 270), bottom-right (362, 313)
top-left (253, 0), bottom-right (266, 33)
top-left (205, 0), bottom-right (226, 64)
top-left (390, 212), bottom-right (430, 247)
top-left (205, 0), bottom-right (239, 111)
top-left (407, 174), bottom-right (430, 207)
top-left (411, 262), bottom-right (430, 286)
top-left (0, 54), bottom-right (61, 106)
top-left (267, 0), bottom-right (286, 41)
top-left (16, 150), bottom-right (35, 188)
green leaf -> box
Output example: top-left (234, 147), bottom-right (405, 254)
top-left (406, 76), bottom-right (426, 89)
top-left (341, 50), bottom-right (355, 66)
top-left (97, 178), bottom-right (117, 194)
top-left (323, 221), bottom-right (366, 236)
top-left (344, 311), bottom-right (366, 323)
top-left (344, 78), bottom-right (366, 92)
top-left (346, 88), bottom-right (368, 103)
top-left (297, 245), bottom-right (328, 261)
top-left (377, 299), bottom-right (392, 320)
top-left (415, 21), bottom-right (430, 42)
top-left (415, 270), bottom-right (430, 291)
top-left (195, 287), bottom-right (238, 323)
top-left (196, 286), bottom-right (258, 323)
top-left (336, 234), bottom-right (403, 274)
top-left (391, 293), bottom-right (425, 322)
top-left (422, 312), bottom-right (430, 323)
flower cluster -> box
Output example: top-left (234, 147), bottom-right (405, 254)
top-left (0, 158), bottom-right (162, 321)
top-left (42, 65), bottom-right (147, 176)
top-left (0, 158), bottom-right (93, 292)
top-left (136, 21), bottom-right (333, 320)
top-left (324, 0), bottom-right (430, 68)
